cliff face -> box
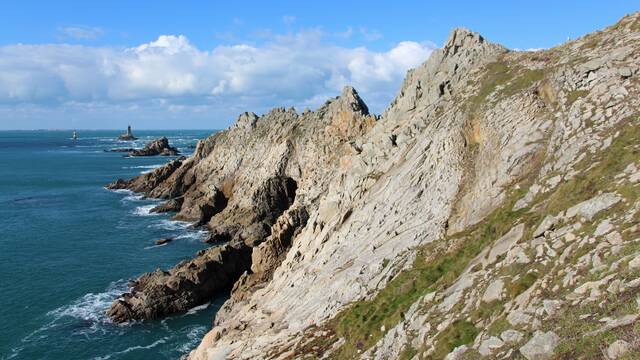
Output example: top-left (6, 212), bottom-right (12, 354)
top-left (107, 86), bottom-right (376, 322)
top-left (112, 13), bottom-right (640, 359)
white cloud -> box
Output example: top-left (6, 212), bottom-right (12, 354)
top-left (359, 27), bottom-right (383, 41)
top-left (0, 32), bottom-right (435, 128)
top-left (57, 26), bottom-right (105, 40)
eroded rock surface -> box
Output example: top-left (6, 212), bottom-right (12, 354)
top-left (106, 13), bottom-right (640, 360)
top-left (106, 86), bottom-right (375, 323)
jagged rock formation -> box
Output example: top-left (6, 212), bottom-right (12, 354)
top-left (129, 137), bottom-right (180, 156)
top-left (106, 137), bottom-right (180, 156)
top-left (106, 86), bottom-right (375, 323)
top-left (107, 244), bottom-right (251, 322)
top-left (111, 13), bottom-right (640, 360)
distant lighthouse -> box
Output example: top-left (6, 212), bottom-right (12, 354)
top-left (118, 125), bottom-right (138, 140)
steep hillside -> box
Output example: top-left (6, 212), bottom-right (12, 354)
top-left (110, 13), bottom-right (640, 359)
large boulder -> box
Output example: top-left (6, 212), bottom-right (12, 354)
top-left (519, 331), bottom-right (560, 360)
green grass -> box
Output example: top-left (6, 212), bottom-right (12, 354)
top-left (431, 320), bottom-right (479, 359)
top-left (297, 110), bottom-right (640, 359)
top-left (552, 291), bottom-right (640, 359)
top-left (507, 272), bottom-right (539, 298)
top-left (542, 116), bottom-right (640, 216)
top-left (469, 60), bottom-right (545, 111)
top-left (328, 185), bottom-right (533, 358)
top-left (566, 89), bottom-right (589, 106)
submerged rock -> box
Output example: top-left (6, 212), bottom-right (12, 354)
top-left (154, 237), bottom-right (174, 245)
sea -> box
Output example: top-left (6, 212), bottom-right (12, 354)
top-left (0, 130), bottom-right (227, 360)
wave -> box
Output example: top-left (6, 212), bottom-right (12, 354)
top-left (123, 164), bottom-right (163, 170)
top-left (175, 230), bottom-right (207, 242)
top-left (185, 302), bottom-right (210, 315)
top-left (132, 204), bottom-right (160, 216)
top-left (176, 325), bottom-right (208, 353)
top-left (94, 338), bottom-right (169, 360)
top-left (108, 188), bottom-right (133, 195)
top-left (149, 219), bottom-right (192, 231)
top-left (143, 243), bottom-right (168, 250)
top-left (121, 194), bottom-right (144, 202)
top-left (46, 280), bottom-right (129, 325)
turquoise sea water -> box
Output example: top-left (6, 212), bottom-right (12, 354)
top-left (0, 130), bottom-right (226, 360)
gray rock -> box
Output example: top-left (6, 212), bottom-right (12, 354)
top-left (565, 193), bottom-right (621, 221)
top-left (618, 67), bottom-right (633, 78)
top-left (482, 279), bottom-right (504, 303)
top-left (444, 345), bottom-right (468, 360)
top-left (588, 314), bottom-right (639, 335)
top-left (533, 215), bottom-right (557, 237)
top-left (478, 336), bottom-right (504, 356)
top-left (128, 137), bottom-right (180, 157)
top-left (500, 329), bottom-right (524, 344)
top-left (607, 339), bottom-right (630, 359)
top-left (519, 331), bottom-right (560, 360)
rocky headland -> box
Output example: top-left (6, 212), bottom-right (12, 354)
top-left (108, 13), bottom-right (640, 360)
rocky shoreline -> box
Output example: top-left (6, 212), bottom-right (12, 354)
top-left (105, 13), bottom-right (640, 360)
top-left (105, 86), bottom-right (374, 323)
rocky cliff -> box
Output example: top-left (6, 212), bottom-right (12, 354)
top-left (110, 13), bottom-right (640, 359)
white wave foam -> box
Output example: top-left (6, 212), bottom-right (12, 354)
top-left (123, 164), bottom-right (163, 170)
top-left (47, 280), bottom-right (128, 324)
top-left (132, 204), bottom-right (160, 217)
top-left (108, 188), bottom-right (133, 195)
top-left (121, 193), bottom-right (144, 202)
top-left (176, 325), bottom-right (208, 353)
top-left (149, 219), bottom-right (191, 231)
top-left (143, 243), bottom-right (168, 250)
top-left (94, 338), bottom-right (169, 360)
top-left (185, 302), bottom-right (210, 315)
top-left (175, 230), bottom-right (207, 242)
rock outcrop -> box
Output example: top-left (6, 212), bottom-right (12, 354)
top-left (106, 86), bottom-right (376, 323)
top-left (107, 243), bottom-right (251, 322)
top-left (106, 137), bottom-right (180, 156)
top-left (109, 13), bottom-right (640, 360)
top-left (129, 137), bottom-right (179, 156)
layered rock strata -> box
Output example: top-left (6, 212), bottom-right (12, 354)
top-left (106, 86), bottom-right (376, 323)
top-left (109, 13), bottom-right (640, 360)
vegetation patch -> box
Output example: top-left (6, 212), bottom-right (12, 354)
top-left (431, 320), bottom-right (479, 359)
top-left (469, 60), bottom-right (545, 111)
top-left (541, 116), bottom-right (640, 216)
top-left (327, 183), bottom-right (533, 358)
top-left (507, 272), bottom-right (539, 298)
top-left (566, 89), bottom-right (589, 106)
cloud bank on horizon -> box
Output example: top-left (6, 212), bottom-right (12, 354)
top-left (0, 31), bottom-right (434, 129)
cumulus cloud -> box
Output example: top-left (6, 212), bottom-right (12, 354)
top-left (0, 32), bottom-right (435, 128)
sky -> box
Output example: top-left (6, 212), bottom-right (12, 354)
top-left (0, 1), bottom-right (638, 130)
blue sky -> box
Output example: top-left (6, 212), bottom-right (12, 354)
top-left (0, 1), bottom-right (638, 130)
